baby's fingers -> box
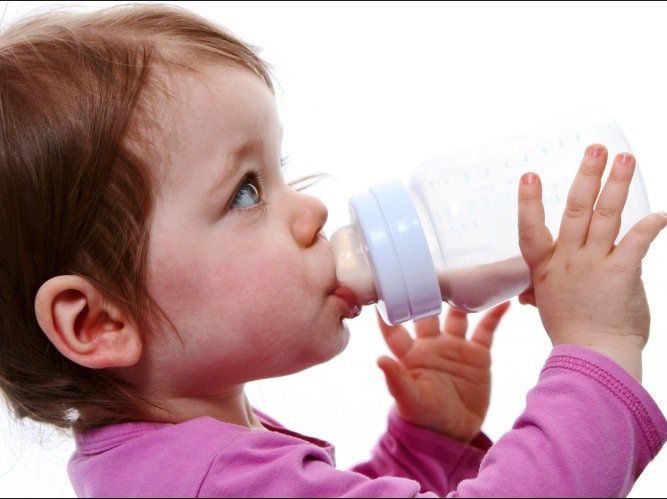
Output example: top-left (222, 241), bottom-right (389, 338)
top-left (471, 301), bottom-right (511, 348)
top-left (414, 315), bottom-right (441, 339)
top-left (443, 307), bottom-right (468, 339)
top-left (377, 355), bottom-right (419, 408)
top-left (612, 212), bottom-right (667, 265)
top-left (376, 307), bottom-right (413, 358)
top-left (518, 172), bottom-right (554, 272)
top-left (558, 145), bottom-right (607, 248)
top-left (585, 153), bottom-right (635, 255)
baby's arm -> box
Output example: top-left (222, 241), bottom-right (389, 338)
top-left (452, 146), bottom-right (667, 496)
top-left (450, 343), bottom-right (666, 497)
top-left (350, 410), bottom-right (492, 496)
top-left (449, 145), bottom-right (667, 496)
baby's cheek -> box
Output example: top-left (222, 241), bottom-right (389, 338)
top-left (231, 252), bottom-right (305, 310)
top-left (147, 247), bottom-right (213, 314)
top-left (231, 253), bottom-right (310, 325)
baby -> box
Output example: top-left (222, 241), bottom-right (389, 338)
top-left (0, 4), bottom-right (665, 497)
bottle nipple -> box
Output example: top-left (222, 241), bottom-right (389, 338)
top-left (330, 224), bottom-right (377, 305)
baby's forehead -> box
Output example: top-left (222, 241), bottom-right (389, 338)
top-left (153, 64), bottom-right (280, 185)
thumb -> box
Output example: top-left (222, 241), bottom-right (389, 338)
top-left (377, 355), bottom-right (418, 406)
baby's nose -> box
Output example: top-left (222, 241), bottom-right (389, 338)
top-left (290, 193), bottom-right (328, 248)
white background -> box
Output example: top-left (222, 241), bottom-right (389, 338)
top-left (1, 1), bottom-right (666, 497)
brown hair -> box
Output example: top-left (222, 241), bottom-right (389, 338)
top-left (0, 3), bottom-right (282, 430)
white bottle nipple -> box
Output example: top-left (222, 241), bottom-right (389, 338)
top-left (330, 224), bottom-right (377, 305)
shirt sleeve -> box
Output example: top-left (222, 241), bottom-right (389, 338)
top-left (447, 344), bottom-right (667, 497)
top-left (350, 410), bottom-right (492, 496)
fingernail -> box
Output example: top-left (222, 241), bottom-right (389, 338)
top-left (619, 153), bottom-right (634, 166)
top-left (587, 145), bottom-right (603, 158)
top-left (522, 173), bottom-right (537, 185)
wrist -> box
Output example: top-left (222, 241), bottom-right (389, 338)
top-left (391, 409), bottom-right (478, 446)
top-left (554, 339), bottom-right (643, 383)
top-left (392, 405), bottom-right (479, 444)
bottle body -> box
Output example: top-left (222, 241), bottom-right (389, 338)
top-left (331, 113), bottom-right (651, 325)
top-left (411, 191), bottom-right (533, 314)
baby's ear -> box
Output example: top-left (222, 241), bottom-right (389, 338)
top-left (34, 275), bottom-right (142, 369)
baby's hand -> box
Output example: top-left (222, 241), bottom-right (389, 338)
top-left (375, 302), bottom-right (510, 443)
top-left (518, 145), bottom-right (667, 381)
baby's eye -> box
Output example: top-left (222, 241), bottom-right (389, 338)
top-left (231, 172), bottom-right (263, 210)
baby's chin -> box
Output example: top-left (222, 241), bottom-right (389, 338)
top-left (285, 318), bottom-right (351, 376)
top-left (325, 317), bottom-right (352, 360)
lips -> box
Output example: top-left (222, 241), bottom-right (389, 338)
top-left (333, 286), bottom-right (361, 319)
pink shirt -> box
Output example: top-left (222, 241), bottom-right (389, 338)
top-left (68, 345), bottom-right (667, 497)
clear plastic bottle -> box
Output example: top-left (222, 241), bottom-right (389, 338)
top-left (330, 112), bottom-right (651, 325)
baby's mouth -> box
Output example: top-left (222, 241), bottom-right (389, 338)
top-left (332, 286), bottom-right (361, 319)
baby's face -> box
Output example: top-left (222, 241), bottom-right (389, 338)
top-left (141, 65), bottom-right (350, 396)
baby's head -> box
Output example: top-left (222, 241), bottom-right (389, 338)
top-left (0, 4), bottom-right (350, 429)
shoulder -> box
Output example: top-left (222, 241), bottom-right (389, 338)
top-left (68, 416), bottom-right (261, 497)
top-left (197, 424), bottom-right (424, 498)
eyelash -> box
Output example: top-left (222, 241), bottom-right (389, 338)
top-left (230, 170), bottom-right (266, 214)
top-left (229, 156), bottom-right (290, 214)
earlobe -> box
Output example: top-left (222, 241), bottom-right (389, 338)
top-left (34, 275), bottom-right (142, 369)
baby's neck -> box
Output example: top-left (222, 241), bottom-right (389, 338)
top-left (131, 385), bottom-right (268, 430)
top-left (155, 385), bottom-right (266, 430)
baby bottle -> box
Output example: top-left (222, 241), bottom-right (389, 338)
top-left (330, 112), bottom-right (651, 325)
